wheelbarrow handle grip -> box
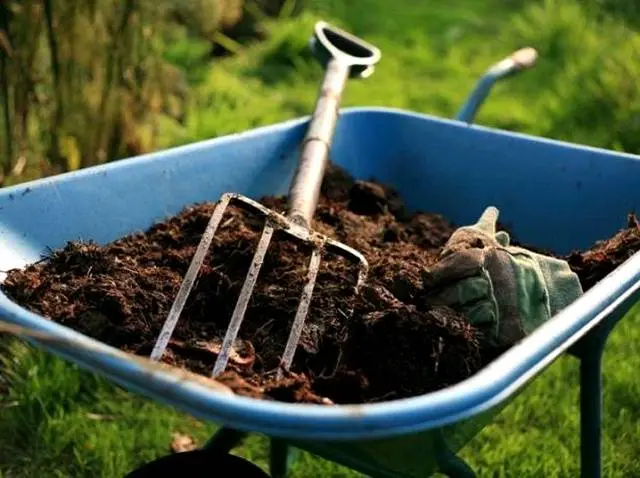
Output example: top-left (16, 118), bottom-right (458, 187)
top-left (488, 47), bottom-right (539, 76)
top-left (509, 47), bottom-right (538, 71)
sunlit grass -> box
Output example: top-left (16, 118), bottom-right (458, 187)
top-left (2, 0), bottom-right (640, 476)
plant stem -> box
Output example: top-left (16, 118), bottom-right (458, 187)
top-left (92, 0), bottom-right (134, 166)
top-left (43, 0), bottom-right (65, 171)
top-left (0, 1), bottom-right (13, 178)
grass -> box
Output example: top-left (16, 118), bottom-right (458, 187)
top-left (2, 0), bottom-right (640, 476)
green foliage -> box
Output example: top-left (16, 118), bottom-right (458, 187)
top-left (0, 339), bottom-right (217, 477)
top-left (586, 0), bottom-right (640, 29)
top-left (157, 12), bottom-right (323, 148)
top-left (174, 0), bottom-right (640, 156)
top-left (504, 0), bottom-right (640, 152)
top-left (0, 0), bottom-right (298, 187)
top-left (249, 12), bottom-right (319, 84)
top-left (0, 0), bottom-right (192, 185)
top-left (2, 0), bottom-right (640, 476)
top-left (161, 28), bottom-right (212, 86)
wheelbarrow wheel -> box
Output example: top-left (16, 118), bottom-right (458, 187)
top-left (124, 449), bottom-right (271, 477)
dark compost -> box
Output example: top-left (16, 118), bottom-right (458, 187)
top-left (3, 164), bottom-right (639, 404)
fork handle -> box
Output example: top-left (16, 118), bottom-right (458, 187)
top-left (287, 58), bottom-right (350, 228)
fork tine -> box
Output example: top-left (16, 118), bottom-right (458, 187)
top-left (327, 240), bottom-right (369, 291)
top-left (150, 193), bottom-right (233, 362)
top-left (277, 246), bottom-right (322, 379)
top-left (212, 223), bottom-right (275, 377)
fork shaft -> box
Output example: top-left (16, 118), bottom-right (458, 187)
top-left (287, 58), bottom-right (350, 228)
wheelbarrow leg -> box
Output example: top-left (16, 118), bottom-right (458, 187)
top-left (204, 428), bottom-right (298, 477)
top-left (571, 306), bottom-right (630, 478)
top-left (580, 345), bottom-right (604, 478)
top-left (204, 426), bottom-right (249, 452)
top-left (435, 431), bottom-right (476, 478)
top-left (438, 453), bottom-right (476, 478)
top-left (270, 439), bottom-right (297, 478)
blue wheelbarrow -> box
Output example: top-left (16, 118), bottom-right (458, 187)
top-left (1, 22), bottom-right (640, 478)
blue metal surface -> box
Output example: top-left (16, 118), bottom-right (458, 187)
top-left (1, 107), bottom-right (640, 477)
top-left (456, 72), bottom-right (507, 123)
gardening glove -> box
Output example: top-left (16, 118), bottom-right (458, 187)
top-left (422, 206), bottom-right (583, 349)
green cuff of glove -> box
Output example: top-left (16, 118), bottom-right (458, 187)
top-left (532, 251), bottom-right (584, 316)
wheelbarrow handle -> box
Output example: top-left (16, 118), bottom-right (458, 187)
top-left (455, 47), bottom-right (539, 123)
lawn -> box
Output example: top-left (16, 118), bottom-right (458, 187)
top-left (2, 0), bottom-right (640, 476)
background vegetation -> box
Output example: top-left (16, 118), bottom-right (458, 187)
top-left (1, 0), bottom-right (640, 476)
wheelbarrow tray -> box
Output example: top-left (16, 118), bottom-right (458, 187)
top-left (1, 106), bottom-right (640, 477)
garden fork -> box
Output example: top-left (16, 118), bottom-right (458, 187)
top-left (150, 21), bottom-right (381, 379)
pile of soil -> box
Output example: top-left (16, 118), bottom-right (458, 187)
top-left (2, 164), bottom-right (640, 405)
top-left (566, 213), bottom-right (640, 291)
